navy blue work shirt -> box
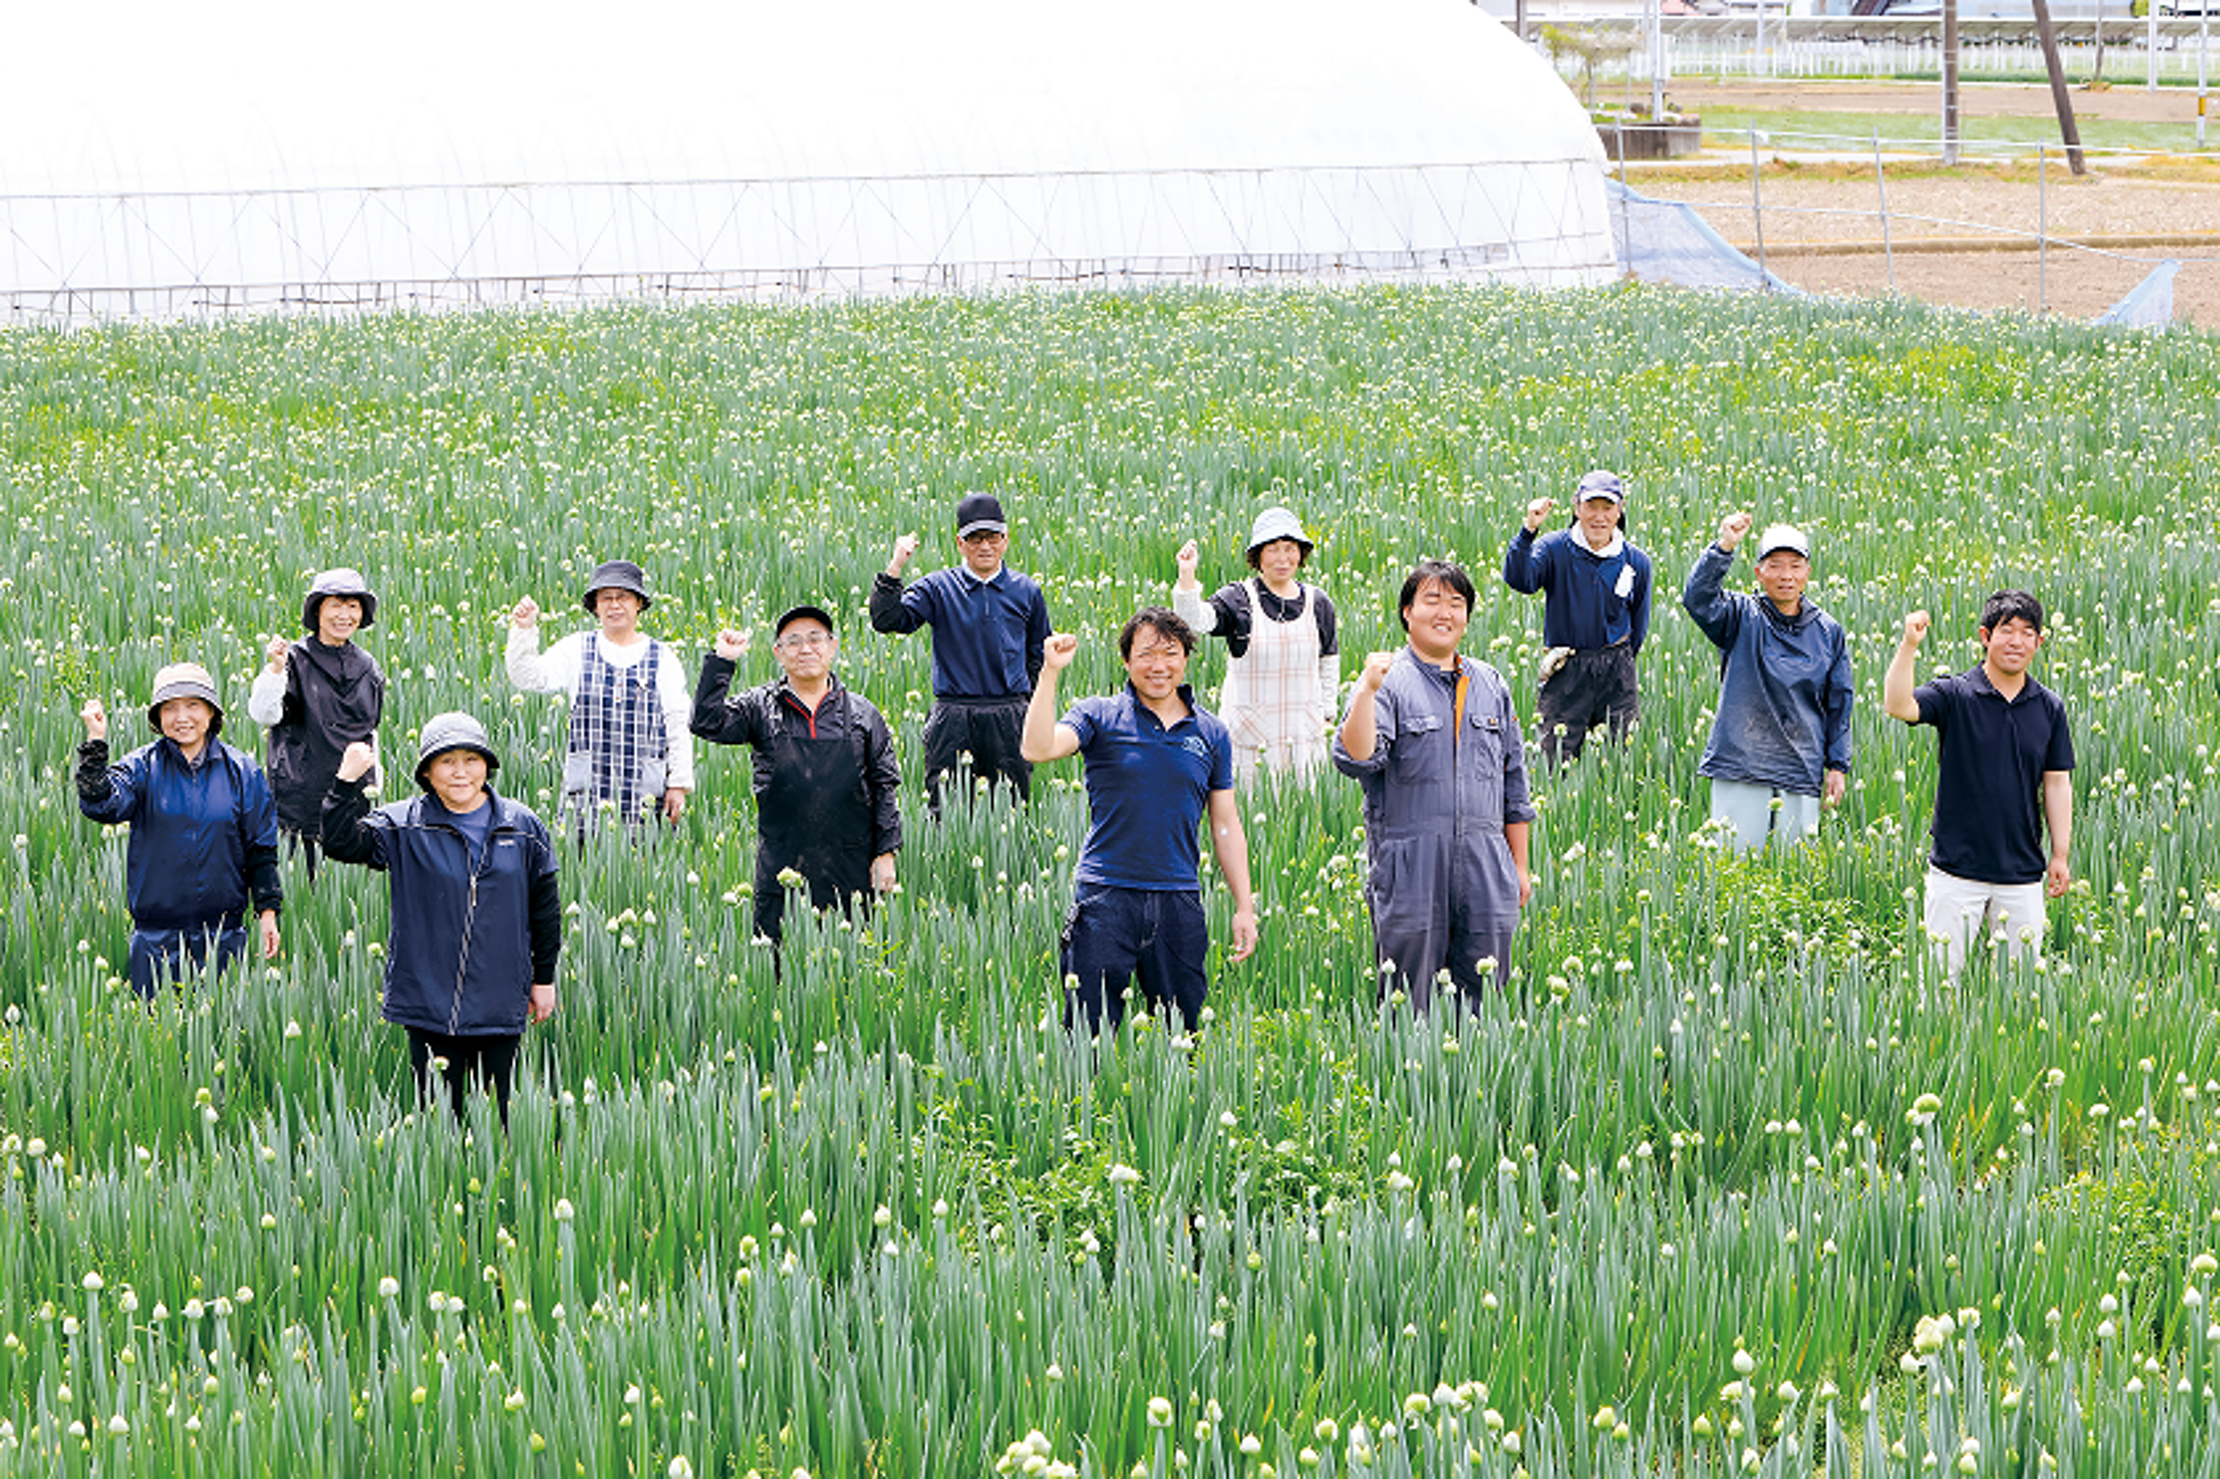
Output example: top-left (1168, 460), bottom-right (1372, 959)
top-left (870, 565), bottom-right (1050, 700)
top-left (1062, 683), bottom-right (1234, 891)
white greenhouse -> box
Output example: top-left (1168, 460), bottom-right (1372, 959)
top-left (0, 0), bottom-right (1616, 322)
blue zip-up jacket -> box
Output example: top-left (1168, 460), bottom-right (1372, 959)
top-left (1503, 525), bottom-right (1653, 652)
top-left (1681, 543), bottom-right (1854, 796)
top-left (322, 778), bottom-right (561, 1037)
top-left (870, 566), bottom-right (1049, 699)
top-left (77, 737), bottom-right (282, 929)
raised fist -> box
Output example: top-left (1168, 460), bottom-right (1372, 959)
top-left (1901, 610), bottom-right (1930, 645)
top-left (337, 741), bottom-right (378, 782)
top-left (1717, 511), bottom-right (1754, 550)
top-left (80, 698), bottom-right (108, 742)
top-left (715, 628), bottom-right (751, 661)
top-left (887, 533), bottom-right (921, 576)
top-left (1358, 651), bottom-right (1396, 693)
top-left (265, 638), bottom-right (290, 674)
top-left (511, 596), bottom-right (541, 629)
top-left (1524, 496), bottom-right (1555, 533)
top-left (1042, 633), bottom-right (1079, 672)
top-left (1175, 539), bottom-right (1200, 583)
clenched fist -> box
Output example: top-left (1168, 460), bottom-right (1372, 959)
top-left (1717, 511), bottom-right (1754, 551)
top-left (1524, 496), bottom-right (1555, 533)
top-left (1357, 651), bottom-right (1397, 693)
top-left (510, 596), bottom-right (541, 629)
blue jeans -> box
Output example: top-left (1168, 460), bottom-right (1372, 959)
top-left (129, 924), bottom-right (248, 998)
top-left (1059, 883), bottom-right (1208, 1035)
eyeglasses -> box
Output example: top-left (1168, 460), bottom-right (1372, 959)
top-left (776, 631), bottom-right (833, 651)
top-left (959, 529), bottom-right (1008, 545)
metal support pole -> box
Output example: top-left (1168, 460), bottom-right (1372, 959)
top-left (1756, 0), bottom-right (1766, 80)
top-left (1650, 0), bottom-right (1665, 124)
top-left (2148, 1), bottom-right (2159, 92)
top-left (1943, 0), bottom-right (1961, 166)
top-left (2201, 16), bottom-right (2210, 150)
top-left (1750, 130), bottom-right (1769, 289)
top-left (1874, 129), bottom-right (1895, 294)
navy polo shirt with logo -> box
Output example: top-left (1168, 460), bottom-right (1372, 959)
top-left (1913, 664), bottom-right (2075, 885)
top-left (1063, 684), bottom-right (1234, 890)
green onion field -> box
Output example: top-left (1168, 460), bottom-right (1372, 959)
top-left (1, 286), bottom-right (2217, 1476)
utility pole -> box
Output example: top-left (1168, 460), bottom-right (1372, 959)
top-left (1650, 0), bottom-right (1665, 122)
top-left (1942, 0), bottom-right (1960, 166)
top-left (2029, 0), bottom-right (2088, 176)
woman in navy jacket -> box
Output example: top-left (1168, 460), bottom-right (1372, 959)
top-left (323, 712), bottom-right (560, 1120)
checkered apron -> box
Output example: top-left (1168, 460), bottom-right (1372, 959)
top-left (563, 637), bottom-right (669, 829)
top-left (1223, 578), bottom-right (1328, 784)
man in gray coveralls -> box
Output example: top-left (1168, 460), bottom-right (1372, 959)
top-left (1334, 559), bottom-right (1535, 1012)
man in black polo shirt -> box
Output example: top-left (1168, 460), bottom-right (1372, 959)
top-left (1883, 590), bottom-right (2074, 975)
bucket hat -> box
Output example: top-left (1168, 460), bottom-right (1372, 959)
top-left (581, 559), bottom-right (653, 614)
top-left (413, 712), bottom-right (501, 791)
top-left (146, 662), bottom-right (224, 734)
top-left (302, 567), bottom-right (378, 631)
top-left (1245, 506), bottom-right (1313, 557)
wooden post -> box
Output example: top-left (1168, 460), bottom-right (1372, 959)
top-left (2029, 0), bottom-right (2088, 177)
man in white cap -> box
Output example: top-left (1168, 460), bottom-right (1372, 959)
top-left (872, 491), bottom-right (1050, 816)
top-left (249, 567), bottom-right (387, 879)
top-left (1172, 505), bottom-right (1341, 783)
top-left (77, 663), bottom-right (283, 996)
top-left (1681, 512), bottom-right (1854, 852)
top-left (1503, 469), bottom-right (1653, 766)
top-left (509, 559), bottom-right (694, 837)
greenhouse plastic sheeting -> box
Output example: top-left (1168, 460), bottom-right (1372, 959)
top-left (1607, 181), bottom-right (1801, 295)
top-left (0, 0), bottom-right (1616, 320)
top-left (2091, 262), bottom-right (2180, 329)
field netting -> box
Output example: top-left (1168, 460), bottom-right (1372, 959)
top-left (1607, 181), bottom-right (1802, 295)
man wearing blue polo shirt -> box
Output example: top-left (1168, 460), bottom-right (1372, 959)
top-left (1883, 591), bottom-right (2075, 975)
top-left (872, 491), bottom-right (1052, 817)
top-left (1021, 608), bottom-right (1259, 1036)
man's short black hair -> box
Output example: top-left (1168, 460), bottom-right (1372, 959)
top-left (1397, 560), bottom-right (1478, 632)
top-left (1119, 606), bottom-right (1196, 661)
top-left (1979, 590), bottom-right (2045, 635)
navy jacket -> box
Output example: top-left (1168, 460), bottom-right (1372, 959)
top-left (322, 779), bottom-right (561, 1037)
top-left (77, 737), bottom-right (282, 929)
top-left (1681, 544), bottom-right (1854, 796)
top-left (869, 566), bottom-right (1049, 699)
top-left (1503, 525), bottom-right (1653, 653)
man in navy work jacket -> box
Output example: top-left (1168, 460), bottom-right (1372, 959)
top-left (1883, 591), bottom-right (2074, 975)
top-left (1681, 512), bottom-right (1854, 853)
top-left (77, 662), bottom-right (283, 996)
top-left (1021, 607), bottom-right (1258, 1036)
top-left (871, 491), bottom-right (1051, 816)
top-left (1502, 468), bottom-right (1653, 766)
top-left (1335, 560), bottom-right (1534, 1012)
top-left (690, 603), bottom-right (902, 947)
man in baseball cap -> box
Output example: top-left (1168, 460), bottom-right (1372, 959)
top-left (871, 491), bottom-right (1051, 817)
top-left (692, 603), bottom-right (902, 950)
top-left (1681, 511), bottom-right (1854, 852)
top-left (1503, 469), bottom-right (1654, 767)
top-left (76, 663), bottom-right (283, 995)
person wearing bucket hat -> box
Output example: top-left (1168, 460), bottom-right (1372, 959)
top-left (508, 559), bottom-right (694, 837)
top-left (248, 567), bottom-right (387, 880)
top-left (871, 492), bottom-right (1051, 817)
top-left (1681, 510), bottom-right (1854, 852)
top-left (690, 605), bottom-right (902, 950)
top-left (1171, 506), bottom-right (1341, 784)
top-left (1503, 470), bottom-right (1653, 767)
top-left (76, 663), bottom-right (284, 997)
top-left (323, 715), bottom-right (561, 1122)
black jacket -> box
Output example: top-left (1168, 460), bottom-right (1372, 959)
top-left (690, 656), bottom-right (902, 880)
top-left (322, 779), bottom-right (561, 1037)
top-left (266, 639), bottom-right (386, 834)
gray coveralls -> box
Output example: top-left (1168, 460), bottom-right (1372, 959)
top-left (1333, 649), bottom-right (1536, 1012)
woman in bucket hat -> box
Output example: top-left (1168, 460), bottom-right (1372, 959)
top-left (507, 559), bottom-right (694, 838)
top-left (1171, 506), bottom-right (1341, 783)
top-left (323, 713), bottom-right (560, 1122)
top-left (248, 567), bottom-right (387, 879)
top-left (76, 663), bottom-right (284, 996)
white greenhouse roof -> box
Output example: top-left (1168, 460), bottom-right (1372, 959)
top-left (2, 0), bottom-right (1614, 320)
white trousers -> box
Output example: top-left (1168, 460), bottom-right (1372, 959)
top-left (1707, 778), bottom-right (1820, 854)
top-left (1922, 866), bottom-right (2046, 976)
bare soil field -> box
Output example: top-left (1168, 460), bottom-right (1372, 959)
top-left (1623, 80), bottom-right (2220, 324)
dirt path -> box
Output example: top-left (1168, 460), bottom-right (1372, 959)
top-left (1664, 76), bottom-right (2211, 126)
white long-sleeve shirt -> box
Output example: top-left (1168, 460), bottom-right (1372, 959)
top-left (506, 626), bottom-right (695, 791)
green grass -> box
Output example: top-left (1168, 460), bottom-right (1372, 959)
top-left (1688, 105), bottom-right (2214, 158)
top-left (0, 286), bottom-right (2217, 1475)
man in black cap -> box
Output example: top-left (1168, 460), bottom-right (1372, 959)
top-left (691, 605), bottom-right (901, 946)
top-left (509, 559), bottom-right (694, 836)
top-left (871, 492), bottom-right (1050, 816)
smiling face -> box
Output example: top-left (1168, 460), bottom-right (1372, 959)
top-left (1251, 537), bottom-right (1306, 590)
top-left (1979, 616), bottom-right (2044, 678)
top-left (959, 528), bottom-right (1008, 579)
top-left (315, 594), bottom-right (365, 646)
top-left (1121, 622), bottom-right (1191, 705)
top-left (158, 697), bottom-right (215, 759)
top-left (1401, 577), bottom-right (1472, 664)
top-left (773, 619), bottom-right (836, 684)
top-left (424, 749), bottom-right (490, 813)
top-left (1755, 550), bottom-right (1810, 613)
top-left (1576, 497), bottom-right (1621, 549)
top-left (593, 587), bottom-right (644, 638)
